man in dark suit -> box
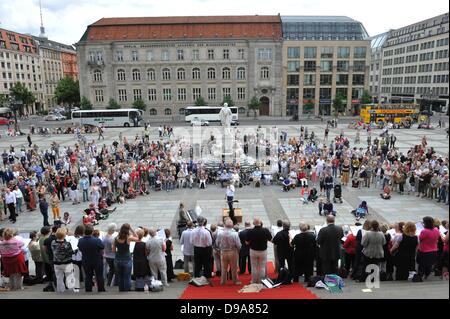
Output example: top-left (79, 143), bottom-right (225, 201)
top-left (317, 215), bottom-right (344, 275)
top-left (238, 221), bottom-right (252, 274)
top-left (272, 220), bottom-right (294, 273)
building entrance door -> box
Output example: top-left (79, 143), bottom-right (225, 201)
top-left (259, 96), bottom-right (270, 116)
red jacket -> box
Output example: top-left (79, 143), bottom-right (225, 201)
top-left (343, 233), bottom-right (357, 255)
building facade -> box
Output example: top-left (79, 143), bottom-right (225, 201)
top-left (368, 32), bottom-right (390, 103)
top-left (281, 16), bottom-right (371, 117)
top-left (77, 16), bottom-right (283, 118)
top-left (61, 50), bottom-right (79, 80)
top-left (380, 12), bottom-right (449, 110)
top-left (0, 28), bottom-right (43, 114)
top-left (33, 37), bottom-right (77, 110)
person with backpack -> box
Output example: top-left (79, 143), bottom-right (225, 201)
top-left (51, 228), bottom-right (75, 293)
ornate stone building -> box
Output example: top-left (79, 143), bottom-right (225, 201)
top-left (76, 16), bottom-right (283, 118)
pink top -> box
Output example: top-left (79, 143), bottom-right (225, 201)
top-left (0, 238), bottom-right (24, 257)
top-left (418, 228), bottom-right (440, 253)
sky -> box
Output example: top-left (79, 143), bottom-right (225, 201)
top-left (0, 0), bottom-right (448, 45)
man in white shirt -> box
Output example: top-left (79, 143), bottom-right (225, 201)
top-left (12, 186), bottom-right (24, 213)
top-left (5, 188), bottom-right (17, 223)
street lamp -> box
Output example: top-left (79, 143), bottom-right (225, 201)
top-left (8, 97), bottom-right (23, 133)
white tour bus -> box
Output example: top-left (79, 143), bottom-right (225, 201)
top-left (71, 109), bottom-right (143, 127)
top-left (184, 106), bottom-right (238, 124)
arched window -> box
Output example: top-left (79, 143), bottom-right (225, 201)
top-left (222, 67), bottom-right (230, 80)
top-left (149, 108), bottom-right (157, 115)
top-left (179, 108), bottom-right (186, 115)
top-left (162, 68), bottom-right (171, 81)
top-left (207, 67), bottom-right (216, 79)
top-left (260, 66), bottom-right (270, 79)
top-left (164, 108), bottom-right (172, 115)
top-left (237, 67), bottom-right (246, 80)
top-left (132, 68), bottom-right (141, 81)
top-left (238, 107), bottom-right (246, 114)
top-left (93, 69), bottom-right (102, 82)
top-left (177, 68), bottom-right (185, 80)
top-left (117, 69), bottom-right (126, 81)
top-left (192, 68), bottom-right (201, 80)
top-left (147, 68), bottom-right (155, 81)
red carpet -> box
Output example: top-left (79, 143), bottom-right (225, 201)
top-left (180, 262), bottom-right (319, 299)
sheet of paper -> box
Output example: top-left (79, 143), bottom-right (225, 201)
top-left (362, 289), bottom-right (372, 293)
top-left (350, 226), bottom-right (362, 236)
top-left (157, 229), bottom-right (167, 239)
top-left (315, 225), bottom-right (324, 234)
top-left (271, 226), bottom-right (282, 236)
top-left (19, 233), bottom-right (30, 240)
top-left (439, 225), bottom-right (447, 236)
top-left (66, 236), bottom-right (79, 251)
top-left (289, 230), bottom-right (300, 239)
top-left (129, 241), bottom-right (136, 253)
top-left (387, 229), bottom-right (396, 239)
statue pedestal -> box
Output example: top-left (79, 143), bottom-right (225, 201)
top-left (222, 208), bottom-right (243, 223)
top-left (221, 129), bottom-right (235, 163)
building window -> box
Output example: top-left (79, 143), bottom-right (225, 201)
top-left (192, 88), bottom-right (201, 100)
top-left (192, 68), bottom-right (201, 80)
top-left (133, 89), bottom-right (142, 101)
top-left (147, 50), bottom-right (153, 61)
top-left (207, 68), bottom-right (216, 79)
top-left (94, 89), bottom-right (104, 102)
top-left (223, 87), bottom-right (231, 99)
top-left (303, 88), bottom-right (315, 99)
top-left (336, 74), bottom-right (349, 85)
top-left (237, 67), bottom-right (246, 80)
top-left (164, 108), bottom-right (172, 115)
top-left (238, 49), bottom-right (245, 59)
top-left (287, 61), bottom-right (300, 72)
top-left (223, 49), bottom-right (230, 60)
top-left (321, 47), bottom-right (333, 59)
top-left (177, 49), bottom-right (184, 61)
top-left (118, 89), bottom-right (127, 102)
top-left (352, 74), bottom-right (365, 85)
top-left (148, 88), bottom-right (157, 101)
top-left (237, 87), bottom-right (246, 100)
top-left (258, 48), bottom-right (272, 60)
top-left (147, 68), bottom-right (155, 81)
top-left (337, 47), bottom-right (350, 58)
top-left (287, 74), bottom-right (299, 85)
top-left (222, 67), bottom-right (231, 80)
top-left (131, 51), bottom-right (138, 61)
top-left (320, 61), bottom-right (332, 72)
top-left (260, 66), bottom-right (270, 79)
top-left (89, 51), bottom-right (95, 62)
top-left (192, 49), bottom-right (200, 60)
top-left (149, 108), bottom-right (157, 115)
top-left (207, 87), bottom-right (216, 100)
top-left (179, 108), bottom-right (186, 115)
top-left (93, 69), bottom-right (102, 82)
top-left (162, 68), bottom-right (171, 81)
top-left (304, 47), bottom-right (317, 59)
top-left (161, 50), bottom-right (169, 61)
top-left (319, 88), bottom-right (332, 99)
top-left (353, 61), bottom-right (366, 72)
top-left (320, 74), bottom-right (333, 85)
top-left (163, 88), bottom-right (172, 101)
top-left (117, 69), bottom-right (126, 81)
top-left (207, 49), bottom-right (215, 60)
top-left (304, 61), bottom-right (316, 72)
top-left (132, 69), bottom-right (141, 81)
top-left (337, 61), bottom-right (349, 72)
top-left (354, 47), bottom-right (367, 59)
top-left (116, 51), bottom-right (123, 62)
top-left (287, 47), bottom-right (300, 59)
top-left (303, 74), bottom-right (315, 86)
top-left (177, 88), bottom-right (186, 101)
top-left (177, 68), bottom-right (185, 80)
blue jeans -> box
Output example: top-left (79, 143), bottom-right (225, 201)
top-left (115, 259), bottom-right (132, 292)
top-left (325, 188), bottom-right (331, 201)
top-left (82, 189), bottom-right (89, 202)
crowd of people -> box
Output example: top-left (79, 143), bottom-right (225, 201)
top-left (0, 121), bottom-right (448, 293)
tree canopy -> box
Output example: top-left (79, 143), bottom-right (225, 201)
top-left (247, 96), bottom-right (261, 118)
top-left (80, 96), bottom-right (93, 110)
top-left (107, 98), bottom-right (121, 109)
top-left (132, 99), bottom-right (147, 111)
top-left (221, 96), bottom-right (235, 107)
top-left (54, 76), bottom-right (80, 106)
top-left (194, 96), bottom-right (207, 106)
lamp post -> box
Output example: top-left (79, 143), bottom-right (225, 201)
top-left (9, 97), bottom-right (23, 133)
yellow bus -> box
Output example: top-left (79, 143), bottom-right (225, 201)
top-left (360, 104), bottom-right (420, 124)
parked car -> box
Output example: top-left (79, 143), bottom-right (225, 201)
top-left (0, 117), bottom-right (14, 125)
top-left (44, 114), bottom-right (66, 121)
top-left (191, 118), bottom-right (209, 126)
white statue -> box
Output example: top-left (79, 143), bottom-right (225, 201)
top-left (219, 102), bottom-right (233, 129)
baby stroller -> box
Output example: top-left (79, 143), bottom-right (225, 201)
top-left (154, 180), bottom-right (162, 191)
top-left (333, 183), bottom-right (343, 203)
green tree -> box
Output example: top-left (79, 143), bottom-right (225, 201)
top-left (0, 94), bottom-right (8, 107)
top-left (221, 96), bottom-right (235, 107)
top-left (247, 96), bottom-right (261, 119)
top-left (54, 76), bottom-right (80, 106)
top-left (107, 98), bottom-right (121, 109)
top-left (10, 82), bottom-right (36, 132)
top-left (132, 98), bottom-right (146, 111)
top-left (194, 96), bottom-right (207, 106)
top-left (333, 93), bottom-right (346, 116)
top-left (80, 96), bottom-right (93, 110)
top-left (361, 90), bottom-right (372, 104)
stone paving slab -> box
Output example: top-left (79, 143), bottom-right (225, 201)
top-left (358, 195), bottom-right (449, 224)
top-left (278, 197), bottom-right (357, 227)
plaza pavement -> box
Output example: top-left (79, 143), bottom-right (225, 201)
top-left (0, 123), bottom-right (448, 299)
